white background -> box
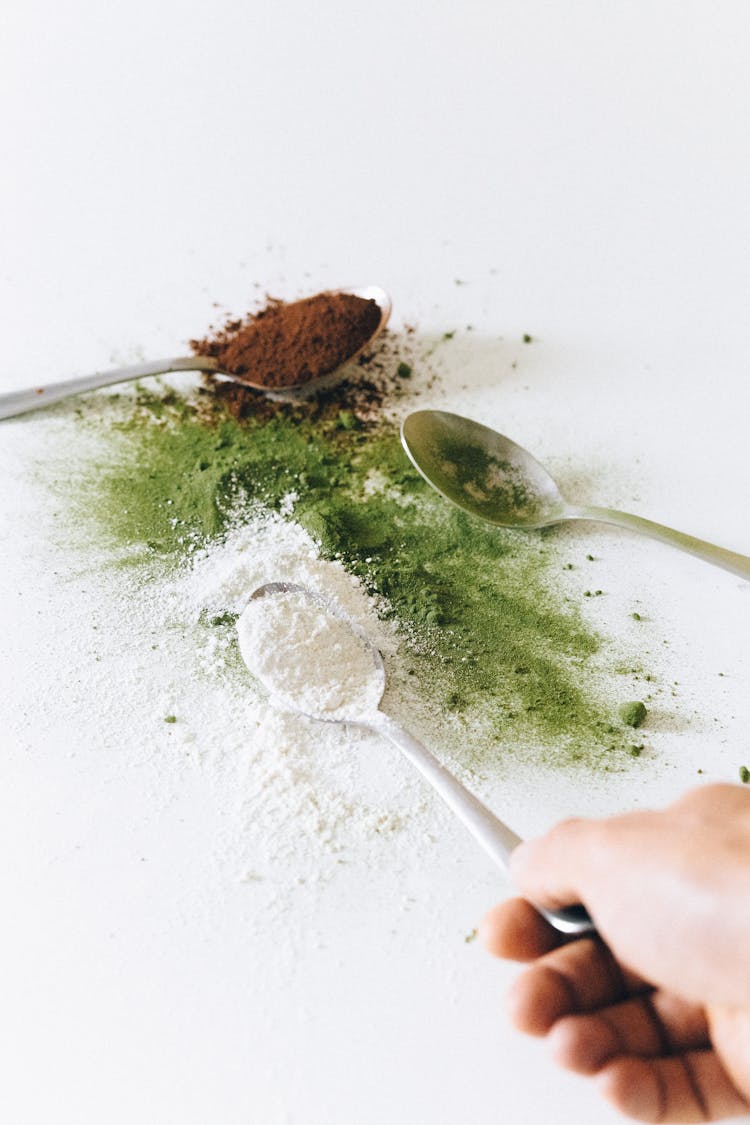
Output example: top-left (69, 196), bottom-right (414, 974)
top-left (3, 3), bottom-right (750, 1123)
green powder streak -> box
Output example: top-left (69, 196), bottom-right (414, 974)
top-left (74, 386), bottom-right (642, 770)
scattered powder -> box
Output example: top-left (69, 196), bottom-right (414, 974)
top-left (149, 514), bottom-right (432, 883)
top-left (73, 381), bottom-right (651, 770)
top-left (173, 511), bottom-right (397, 661)
top-left (40, 324), bottom-right (662, 877)
top-left (236, 587), bottom-right (383, 719)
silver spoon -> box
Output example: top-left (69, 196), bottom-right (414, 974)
top-left (238, 581), bottom-right (595, 938)
top-left (401, 409), bottom-right (750, 581)
top-left (0, 286), bottom-right (391, 421)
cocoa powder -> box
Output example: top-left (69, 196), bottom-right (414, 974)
top-left (190, 291), bottom-right (382, 389)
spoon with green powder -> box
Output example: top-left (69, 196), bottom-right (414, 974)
top-left (0, 286), bottom-right (391, 420)
top-left (237, 581), bottom-right (595, 938)
top-left (402, 410), bottom-right (750, 580)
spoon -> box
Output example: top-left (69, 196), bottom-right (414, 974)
top-left (238, 581), bottom-right (595, 938)
top-left (401, 409), bottom-right (750, 581)
top-left (0, 286), bottom-right (391, 421)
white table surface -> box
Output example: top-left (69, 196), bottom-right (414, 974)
top-left (3, 3), bottom-right (750, 1122)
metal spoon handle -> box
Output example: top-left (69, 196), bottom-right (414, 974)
top-left (569, 504), bottom-right (750, 581)
top-left (0, 355), bottom-right (219, 421)
top-left (371, 712), bottom-right (596, 937)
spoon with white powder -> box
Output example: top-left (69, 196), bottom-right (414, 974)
top-left (237, 582), bottom-right (595, 937)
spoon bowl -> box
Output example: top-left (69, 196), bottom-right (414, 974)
top-left (244, 580), bottom-right (387, 720)
top-left (239, 581), bottom-right (595, 937)
top-left (402, 409), bottom-right (750, 580)
top-left (250, 285), bottom-right (391, 400)
top-left (401, 409), bottom-right (566, 529)
top-left (0, 286), bottom-right (391, 421)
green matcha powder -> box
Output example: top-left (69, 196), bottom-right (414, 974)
top-left (69, 375), bottom-right (650, 771)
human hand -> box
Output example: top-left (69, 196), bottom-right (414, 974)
top-left (480, 784), bottom-right (750, 1122)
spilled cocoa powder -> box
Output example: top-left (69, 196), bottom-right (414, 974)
top-left (197, 321), bottom-right (421, 427)
top-left (190, 291), bottom-right (382, 389)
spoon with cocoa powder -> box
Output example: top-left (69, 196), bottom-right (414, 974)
top-left (0, 286), bottom-right (391, 420)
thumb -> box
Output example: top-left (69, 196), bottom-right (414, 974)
top-left (509, 817), bottom-right (598, 913)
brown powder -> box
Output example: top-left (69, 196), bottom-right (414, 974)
top-left (197, 322), bottom-right (425, 428)
top-left (190, 291), bottom-right (382, 389)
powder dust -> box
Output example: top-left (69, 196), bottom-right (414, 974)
top-left (37, 319), bottom-right (664, 888)
top-left (156, 512), bottom-right (433, 878)
top-left (71, 367), bottom-right (653, 770)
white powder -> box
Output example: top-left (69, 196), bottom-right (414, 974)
top-left (236, 587), bottom-right (384, 719)
top-left (176, 507), bottom-right (394, 651)
top-left (2, 427), bottom-right (441, 994)
top-left (154, 508), bottom-right (429, 879)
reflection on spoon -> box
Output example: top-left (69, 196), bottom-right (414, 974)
top-left (237, 581), bottom-right (596, 938)
top-left (401, 410), bottom-right (750, 581)
top-left (0, 286), bottom-right (391, 421)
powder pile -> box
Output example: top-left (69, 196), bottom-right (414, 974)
top-left (190, 291), bottom-right (382, 389)
top-left (237, 587), bottom-right (383, 719)
top-left (159, 515), bottom-right (427, 868)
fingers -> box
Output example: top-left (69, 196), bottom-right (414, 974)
top-left (483, 910), bottom-right (746, 1121)
top-left (479, 897), bottom-right (567, 962)
top-left (598, 1052), bottom-right (750, 1123)
top-left (550, 993), bottom-right (710, 1075)
top-left (504, 933), bottom-right (648, 1037)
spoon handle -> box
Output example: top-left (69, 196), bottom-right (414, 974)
top-left (570, 505), bottom-right (750, 581)
top-left (372, 712), bottom-right (596, 937)
top-left (0, 356), bottom-right (219, 421)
